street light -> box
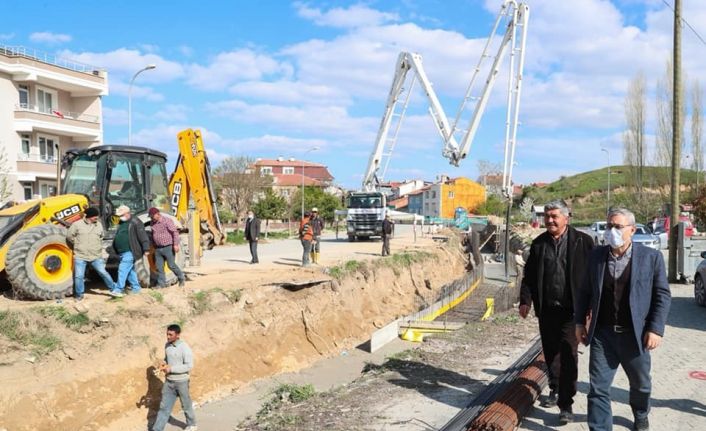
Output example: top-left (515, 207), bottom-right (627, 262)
top-left (128, 64), bottom-right (157, 146)
top-left (301, 147), bottom-right (320, 218)
top-left (601, 148), bottom-right (610, 214)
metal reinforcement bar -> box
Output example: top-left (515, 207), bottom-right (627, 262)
top-left (438, 337), bottom-right (545, 431)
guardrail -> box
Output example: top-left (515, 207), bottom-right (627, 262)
top-left (17, 153), bottom-right (57, 164)
top-left (0, 45), bottom-right (104, 75)
top-left (15, 103), bottom-right (100, 123)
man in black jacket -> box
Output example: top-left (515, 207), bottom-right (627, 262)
top-left (111, 205), bottom-right (150, 297)
top-left (244, 210), bottom-right (261, 264)
top-left (381, 214), bottom-right (394, 256)
top-left (519, 199), bottom-right (594, 424)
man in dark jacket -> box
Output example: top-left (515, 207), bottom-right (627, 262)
top-left (111, 205), bottom-right (150, 297)
top-left (310, 207), bottom-right (324, 264)
top-left (244, 210), bottom-right (261, 264)
top-left (575, 207), bottom-right (670, 431)
top-left (519, 199), bottom-right (594, 424)
top-left (381, 214), bottom-right (394, 256)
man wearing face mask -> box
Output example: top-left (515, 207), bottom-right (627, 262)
top-left (244, 210), bottom-right (260, 264)
top-left (111, 205), bottom-right (150, 297)
top-left (575, 207), bottom-right (670, 431)
top-left (519, 199), bottom-right (594, 424)
top-left (66, 206), bottom-right (117, 300)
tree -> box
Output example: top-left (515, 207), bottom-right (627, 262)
top-left (253, 189), bottom-right (288, 238)
top-left (692, 79), bottom-right (704, 189)
top-left (519, 197), bottom-right (534, 222)
top-left (0, 147), bottom-right (12, 204)
top-left (290, 187), bottom-right (342, 222)
top-left (623, 72), bottom-right (647, 195)
top-left (213, 156), bottom-right (272, 224)
top-left (475, 195), bottom-right (507, 217)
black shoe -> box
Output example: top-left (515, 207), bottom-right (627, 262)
top-left (633, 417), bottom-right (649, 431)
top-left (543, 390), bottom-right (557, 407)
top-left (178, 279), bottom-right (185, 287)
top-left (559, 408), bottom-right (573, 425)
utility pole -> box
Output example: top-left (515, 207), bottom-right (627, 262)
top-left (668, 0), bottom-right (682, 282)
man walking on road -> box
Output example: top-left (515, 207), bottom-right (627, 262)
top-left (381, 214), bottom-right (394, 256)
top-left (519, 199), bottom-right (594, 424)
top-left (149, 207), bottom-right (186, 287)
top-left (244, 210), bottom-right (261, 264)
top-left (310, 207), bottom-right (324, 264)
top-left (66, 206), bottom-right (116, 300)
top-left (575, 207), bottom-right (671, 431)
top-left (111, 205), bottom-right (150, 297)
top-left (299, 211), bottom-right (314, 267)
top-left (152, 324), bottom-right (197, 431)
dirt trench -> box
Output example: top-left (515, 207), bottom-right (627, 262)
top-left (0, 241), bottom-right (467, 431)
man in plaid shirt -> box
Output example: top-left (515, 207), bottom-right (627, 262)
top-left (148, 207), bottom-right (186, 288)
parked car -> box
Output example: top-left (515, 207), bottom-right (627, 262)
top-left (632, 224), bottom-right (660, 250)
top-left (588, 221), bottom-right (607, 245)
top-left (694, 251), bottom-right (706, 306)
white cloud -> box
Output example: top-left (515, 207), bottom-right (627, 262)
top-left (178, 45), bottom-right (194, 57)
top-left (109, 80), bottom-right (164, 102)
top-left (139, 44), bottom-right (160, 54)
top-left (186, 49), bottom-right (291, 91)
top-left (29, 31), bottom-right (72, 45)
top-left (153, 104), bottom-right (189, 122)
top-left (0, 33), bottom-right (14, 40)
top-left (229, 80), bottom-right (350, 105)
top-left (58, 48), bottom-right (185, 82)
top-left (102, 107), bottom-right (128, 126)
top-left (294, 2), bottom-right (399, 28)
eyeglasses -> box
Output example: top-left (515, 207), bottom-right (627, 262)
top-left (606, 223), bottom-right (633, 230)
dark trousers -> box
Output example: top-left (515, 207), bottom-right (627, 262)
top-left (538, 308), bottom-right (579, 410)
top-left (249, 240), bottom-right (259, 263)
top-left (587, 325), bottom-right (651, 431)
top-left (154, 245), bottom-right (185, 286)
top-left (312, 235), bottom-right (321, 252)
top-left (301, 239), bottom-right (312, 266)
top-left (382, 235), bottom-right (390, 256)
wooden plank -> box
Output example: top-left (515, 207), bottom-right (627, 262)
top-left (400, 321), bottom-right (466, 331)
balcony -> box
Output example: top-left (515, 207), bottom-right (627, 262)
top-left (14, 104), bottom-right (101, 141)
top-left (16, 154), bottom-right (59, 181)
top-left (0, 45), bottom-right (108, 96)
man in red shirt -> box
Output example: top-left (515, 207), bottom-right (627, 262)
top-left (148, 207), bottom-right (186, 288)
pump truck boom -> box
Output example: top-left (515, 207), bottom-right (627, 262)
top-left (346, 1), bottom-right (529, 240)
top-left (0, 128), bottom-right (224, 300)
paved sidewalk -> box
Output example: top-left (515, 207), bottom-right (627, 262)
top-left (519, 283), bottom-right (706, 431)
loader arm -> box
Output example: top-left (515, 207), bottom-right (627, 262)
top-left (168, 129), bottom-right (224, 249)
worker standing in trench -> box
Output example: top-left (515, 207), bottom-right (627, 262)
top-left (519, 199), bottom-right (594, 425)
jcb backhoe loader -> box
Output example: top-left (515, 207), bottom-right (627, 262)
top-left (0, 128), bottom-right (223, 300)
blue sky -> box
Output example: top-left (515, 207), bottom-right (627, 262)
top-left (3, 0), bottom-right (706, 188)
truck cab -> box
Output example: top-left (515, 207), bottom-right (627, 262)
top-left (346, 191), bottom-right (387, 241)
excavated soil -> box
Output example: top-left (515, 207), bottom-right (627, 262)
top-left (0, 235), bottom-right (467, 431)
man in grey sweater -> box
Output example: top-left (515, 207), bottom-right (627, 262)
top-left (152, 324), bottom-right (197, 431)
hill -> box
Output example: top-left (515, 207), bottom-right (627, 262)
top-left (522, 165), bottom-right (699, 226)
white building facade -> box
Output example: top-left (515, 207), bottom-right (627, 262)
top-left (0, 46), bottom-right (108, 202)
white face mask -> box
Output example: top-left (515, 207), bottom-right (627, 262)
top-left (604, 227), bottom-right (624, 248)
top-left (119, 215), bottom-right (129, 222)
top-left (247, 214), bottom-right (254, 219)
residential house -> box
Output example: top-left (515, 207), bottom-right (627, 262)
top-left (479, 173), bottom-right (504, 197)
top-left (393, 179), bottom-right (426, 199)
top-left (423, 177), bottom-right (486, 219)
top-left (407, 187), bottom-right (427, 215)
top-left (252, 157), bottom-right (334, 202)
top-left (387, 195), bottom-right (409, 212)
top-left (0, 45), bottom-right (108, 202)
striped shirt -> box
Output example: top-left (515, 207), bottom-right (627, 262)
top-left (151, 217), bottom-right (180, 247)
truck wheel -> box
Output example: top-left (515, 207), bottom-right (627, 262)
top-left (5, 224), bottom-right (73, 300)
top-left (135, 240), bottom-right (187, 288)
top-left (695, 275), bottom-right (706, 307)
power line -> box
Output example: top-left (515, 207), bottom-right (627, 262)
top-left (662, 0), bottom-right (706, 47)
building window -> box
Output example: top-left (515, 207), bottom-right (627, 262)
top-left (283, 167), bottom-right (295, 175)
top-left (23, 184), bottom-right (33, 200)
top-left (260, 166), bottom-right (273, 176)
top-left (38, 136), bottom-right (56, 162)
top-left (19, 85), bottom-right (29, 108)
top-left (448, 191), bottom-right (454, 199)
top-left (281, 189), bottom-right (290, 197)
top-left (21, 134), bottom-right (31, 157)
top-left (425, 191), bottom-right (429, 198)
top-left (424, 202), bottom-right (429, 211)
top-left (431, 191), bottom-right (436, 199)
top-left (37, 88), bottom-right (57, 114)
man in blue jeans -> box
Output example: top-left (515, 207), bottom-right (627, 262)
top-left (152, 324), bottom-right (197, 431)
top-left (575, 207), bottom-right (670, 431)
top-left (111, 205), bottom-right (150, 297)
top-left (66, 206), bottom-right (116, 300)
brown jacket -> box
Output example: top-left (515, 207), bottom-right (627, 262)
top-left (67, 218), bottom-right (105, 261)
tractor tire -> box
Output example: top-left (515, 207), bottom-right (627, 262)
top-left (135, 240), bottom-right (187, 288)
top-left (5, 224), bottom-right (73, 300)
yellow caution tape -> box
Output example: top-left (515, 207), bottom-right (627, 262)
top-left (481, 297), bottom-right (495, 321)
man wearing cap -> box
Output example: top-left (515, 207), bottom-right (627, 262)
top-left (310, 207), bottom-right (324, 264)
top-left (149, 207), bottom-right (186, 287)
top-left (66, 207), bottom-right (116, 300)
top-left (112, 205), bottom-right (150, 297)
top-left (381, 213), bottom-right (394, 256)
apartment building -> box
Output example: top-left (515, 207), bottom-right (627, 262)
top-left (0, 46), bottom-right (108, 203)
top-left (422, 176), bottom-right (485, 219)
top-left (252, 157), bottom-right (334, 201)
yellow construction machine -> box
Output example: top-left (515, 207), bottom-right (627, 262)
top-left (0, 128), bottom-right (224, 300)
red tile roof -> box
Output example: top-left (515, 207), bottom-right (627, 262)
top-left (273, 174), bottom-right (323, 187)
top-left (388, 195), bottom-right (409, 209)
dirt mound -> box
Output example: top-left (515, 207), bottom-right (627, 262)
top-left (0, 242), bottom-right (466, 431)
